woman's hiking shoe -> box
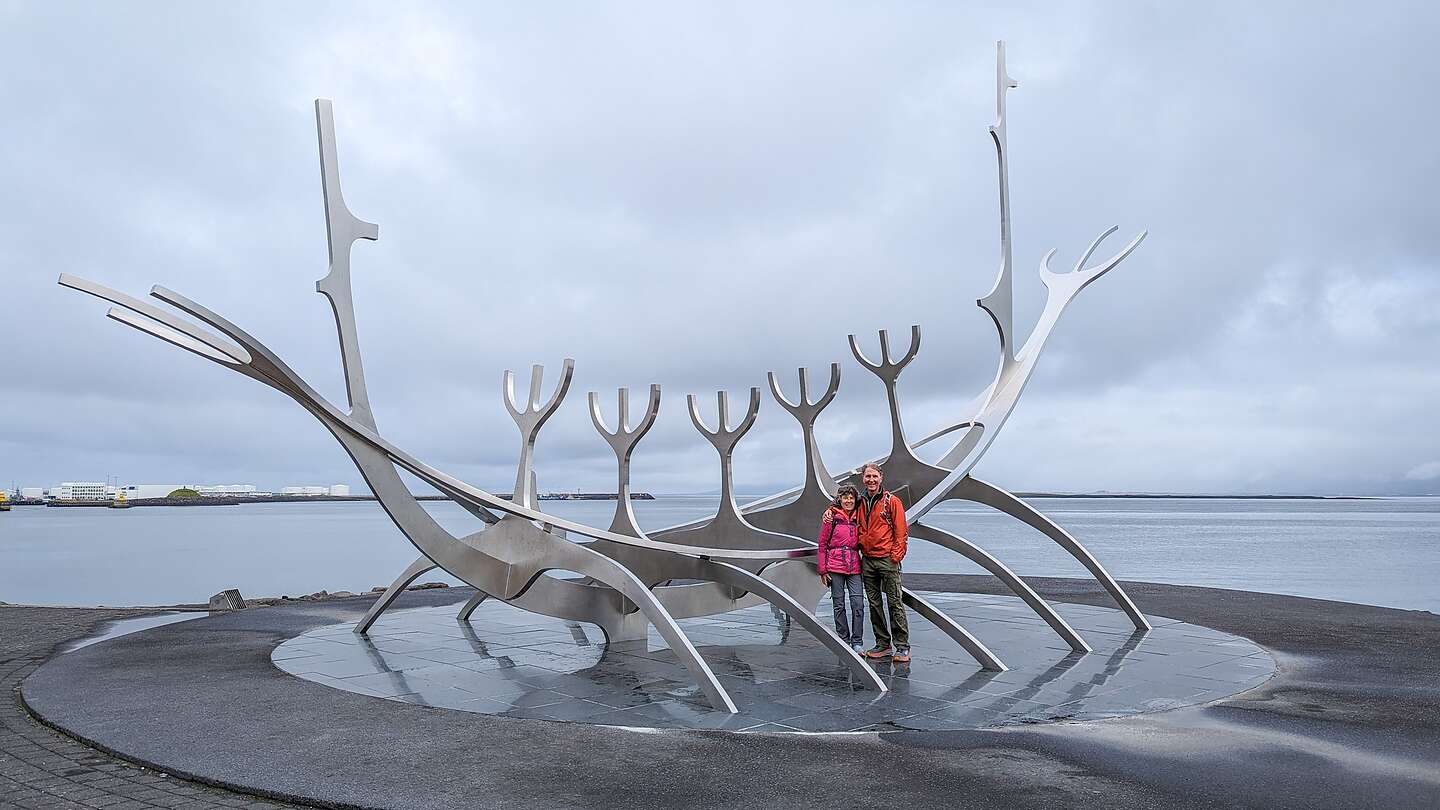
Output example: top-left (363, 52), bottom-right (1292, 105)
top-left (864, 645), bottom-right (893, 659)
top-left (850, 643), bottom-right (865, 654)
top-left (891, 647), bottom-right (911, 663)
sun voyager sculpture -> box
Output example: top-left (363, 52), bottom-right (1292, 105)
top-left (63, 42), bottom-right (1149, 713)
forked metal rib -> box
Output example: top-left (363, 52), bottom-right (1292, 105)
top-left (746, 365), bottom-right (842, 539)
top-left (589, 384), bottom-right (661, 537)
top-left (849, 326), bottom-right (922, 463)
top-left (687, 387), bottom-right (762, 527)
top-left (766, 364), bottom-right (840, 495)
top-left (654, 389), bottom-right (807, 553)
top-left (504, 360), bottom-right (574, 509)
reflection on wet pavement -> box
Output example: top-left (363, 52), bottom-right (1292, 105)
top-left (272, 592), bottom-right (1274, 733)
top-left (62, 612), bottom-right (204, 653)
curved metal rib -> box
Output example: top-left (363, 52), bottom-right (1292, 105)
top-left (356, 555), bottom-right (437, 634)
top-left (907, 521), bottom-right (1090, 652)
top-left (513, 527), bottom-right (739, 713)
top-left (456, 590), bottom-right (488, 622)
top-left (696, 559), bottom-right (885, 692)
top-left (900, 589), bottom-right (1007, 671)
top-left (949, 476), bottom-right (1151, 631)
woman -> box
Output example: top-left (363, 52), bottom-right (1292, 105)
top-left (817, 484), bottom-right (865, 652)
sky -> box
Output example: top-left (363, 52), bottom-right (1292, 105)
top-left (1, 2), bottom-right (1437, 497)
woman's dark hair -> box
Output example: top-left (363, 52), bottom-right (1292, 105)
top-left (833, 484), bottom-right (860, 508)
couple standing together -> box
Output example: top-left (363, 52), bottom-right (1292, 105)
top-left (815, 463), bottom-right (910, 663)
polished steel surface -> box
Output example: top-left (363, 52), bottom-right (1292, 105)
top-left (61, 42), bottom-right (1156, 711)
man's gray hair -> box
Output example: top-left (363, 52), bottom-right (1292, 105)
top-left (860, 463), bottom-right (883, 477)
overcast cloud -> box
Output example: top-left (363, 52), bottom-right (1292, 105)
top-left (2, 1), bottom-right (1437, 497)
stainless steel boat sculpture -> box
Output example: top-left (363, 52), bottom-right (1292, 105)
top-left (60, 42), bottom-right (1149, 713)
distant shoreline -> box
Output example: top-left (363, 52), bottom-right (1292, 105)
top-left (17, 492), bottom-right (656, 508)
top-left (1011, 493), bottom-right (1378, 500)
top-left (3, 492), bottom-right (1399, 509)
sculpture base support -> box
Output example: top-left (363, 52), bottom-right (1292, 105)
top-left (356, 556), bottom-right (437, 634)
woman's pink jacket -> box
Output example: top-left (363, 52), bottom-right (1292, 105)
top-left (816, 508), bottom-right (862, 575)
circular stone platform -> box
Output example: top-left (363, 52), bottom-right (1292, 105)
top-left (271, 591), bottom-right (1272, 732)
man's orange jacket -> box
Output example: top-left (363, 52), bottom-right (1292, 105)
top-left (856, 490), bottom-right (907, 563)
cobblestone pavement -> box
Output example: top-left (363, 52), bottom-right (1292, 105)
top-left (2, 606), bottom-right (305, 809)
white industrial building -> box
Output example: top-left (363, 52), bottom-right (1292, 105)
top-left (115, 483), bottom-right (263, 499)
top-left (117, 484), bottom-right (182, 500)
top-left (280, 484), bottom-right (350, 496)
top-left (197, 485), bottom-right (259, 496)
top-left (20, 487), bottom-right (45, 500)
top-left (55, 482), bottom-right (111, 501)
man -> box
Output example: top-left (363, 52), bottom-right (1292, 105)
top-left (828, 463), bottom-right (909, 662)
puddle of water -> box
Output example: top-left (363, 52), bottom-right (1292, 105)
top-left (63, 612), bottom-right (205, 652)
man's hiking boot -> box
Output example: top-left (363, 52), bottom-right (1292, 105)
top-left (891, 647), bottom-right (911, 663)
top-left (864, 645), bottom-right (893, 659)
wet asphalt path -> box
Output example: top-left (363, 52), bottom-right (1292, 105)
top-left (14, 577), bottom-right (1440, 809)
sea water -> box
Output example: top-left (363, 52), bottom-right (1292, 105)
top-left (1, 496), bottom-right (1436, 612)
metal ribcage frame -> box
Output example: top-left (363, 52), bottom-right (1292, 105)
top-left (59, 42), bottom-right (1157, 714)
